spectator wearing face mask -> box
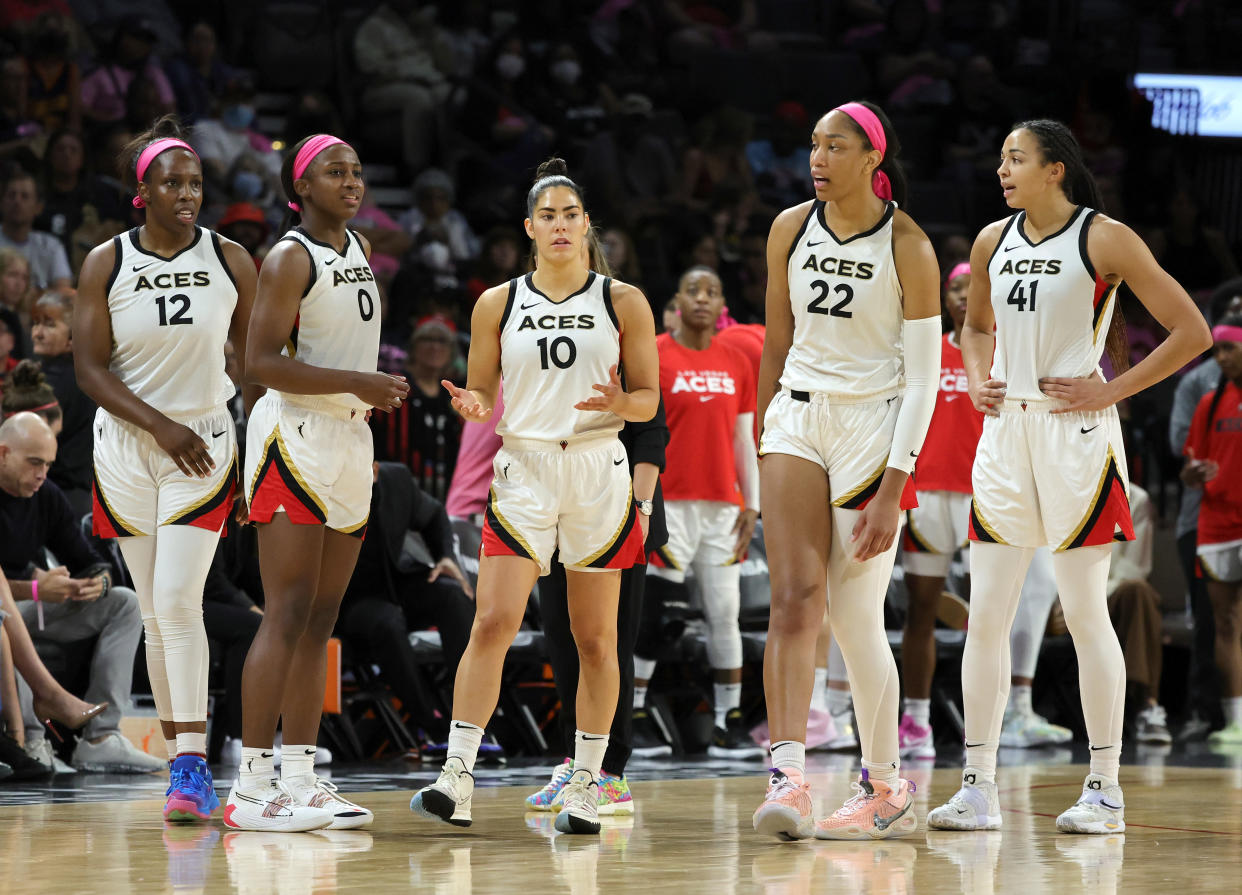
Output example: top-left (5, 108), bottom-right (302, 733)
top-left (191, 79), bottom-right (281, 201)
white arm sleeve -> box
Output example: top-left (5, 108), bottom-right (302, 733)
top-left (734, 412), bottom-right (760, 510)
top-left (886, 316), bottom-right (942, 474)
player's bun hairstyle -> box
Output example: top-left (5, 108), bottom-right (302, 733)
top-left (1012, 118), bottom-right (1128, 374)
top-left (833, 100), bottom-right (908, 209)
top-left (1, 359), bottom-right (61, 426)
top-left (525, 157), bottom-right (584, 219)
top-left (118, 114), bottom-right (193, 192)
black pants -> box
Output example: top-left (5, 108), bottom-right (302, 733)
top-left (540, 554), bottom-right (645, 777)
top-left (336, 578), bottom-right (475, 740)
top-left (203, 601), bottom-right (262, 739)
top-left (1179, 530), bottom-right (1221, 723)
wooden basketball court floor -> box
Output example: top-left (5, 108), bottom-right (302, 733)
top-left (2, 750), bottom-right (1240, 894)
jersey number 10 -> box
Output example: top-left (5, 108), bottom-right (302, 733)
top-left (537, 335), bottom-right (577, 370)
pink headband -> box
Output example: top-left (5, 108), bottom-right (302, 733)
top-left (946, 262), bottom-right (971, 284)
top-left (1213, 324), bottom-right (1242, 344)
top-left (132, 138), bottom-right (199, 208)
top-left (288, 134), bottom-right (351, 212)
top-left (833, 102), bottom-right (892, 201)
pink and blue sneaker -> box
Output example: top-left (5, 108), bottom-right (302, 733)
top-left (164, 754), bottom-right (220, 823)
top-left (597, 771), bottom-right (634, 816)
top-left (526, 758), bottom-right (574, 811)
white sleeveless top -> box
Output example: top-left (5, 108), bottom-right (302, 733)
top-left (106, 226), bottom-right (236, 414)
top-left (276, 227), bottom-right (380, 413)
top-left (496, 272), bottom-right (623, 442)
top-left (782, 200), bottom-right (905, 396)
top-left (986, 206), bottom-right (1118, 401)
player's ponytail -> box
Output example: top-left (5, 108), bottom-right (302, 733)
top-left (280, 134), bottom-right (315, 226)
top-left (525, 157), bottom-right (585, 219)
top-left (833, 100), bottom-right (908, 209)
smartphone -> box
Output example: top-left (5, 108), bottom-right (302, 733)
top-left (74, 562), bottom-right (112, 580)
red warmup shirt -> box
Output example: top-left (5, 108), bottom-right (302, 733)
top-left (658, 332), bottom-right (756, 503)
top-left (1184, 380), bottom-right (1242, 546)
top-left (716, 323), bottom-right (764, 443)
top-left (913, 333), bottom-right (984, 494)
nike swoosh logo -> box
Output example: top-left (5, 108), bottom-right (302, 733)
top-left (1100, 799), bottom-right (1123, 810)
top-left (613, 458), bottom-right (624, 466)
top-left (132, 261), bottom-right (156, 272)
top-left (520, 301), bottom-right (540, 310)
top-left (945, 394), bottom-right (959, 402)
top-left (965, 743), bottom-right (985, 749)
top-left (580, 734), bottom-right (607, 741)
top-left (909, 450), bottom-right (918, 458)
top-left (452, 722), bottom-right (476, 730)
top-left (1003, 244), bottom-right (1022, 252)
top-left (212, 430), bottom-right (225, 438)
top-left (873, 799), bottom-right (911, 831)
top-left (1088, 745), bottom-right (1109, 751)
top-left (323, 258), bottom-right (336, 265)
top-left (1080, 425), bottom-right (1099, 434)
top-left (806, 240), bottom-right (825, 247)
top-left (955, 805), bottom-right (969, 815)
top-left (699, 395), bottom-right (715, 402)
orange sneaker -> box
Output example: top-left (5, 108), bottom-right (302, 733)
top-left (814, 770), bottom-right (917, 840)
top-left (752, 768), bottom-right (814, 840)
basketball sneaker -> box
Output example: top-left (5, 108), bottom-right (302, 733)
top-left (926, 769), bottom-right (1002, 831)
top-left (1207, 722), bottom-right (1242, 745)
top-left (708, 709), bottom-right (767, 759)
top-left (164, 754), bottom-right (220, 822)
top-left (1055, 774), bottom-right (1125, 834)
top-left (814, 771), bottom-right (917, 840)
top-left (752, 767), bottom-right (814, 840)
top-left (826, 707), bottom-right (860, 751)
top-left (285, 775), bottom-right (373, 829)
top-left (631, 708), bottom-right (672, 758)
top-left (898, 713), bottom-right (936, 760)
top-left (805, 707), bottom-right (839, 750)
top-left (162, 826), bottom-right (219, 892)
top-left (410, 757), bottom-right (474, 827)
top-left (1000, 709), bottom-right (1073, 747)
top-left (1135, 704), bottom-right (1172, 745)
top-left (554, 769), bottom-right (601, 834)
top-left (526, 758), bottom-right (573, 811)
top-left (222, 777), bottom-right (333, 832)
top-left (597, 771), bottom-right (634, 815)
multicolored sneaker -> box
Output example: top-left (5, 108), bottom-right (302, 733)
top-left (752, 767), bottom-right (814, 840)
top-left (1207, 722), bottom-right (1242, 746)
top-left (1000, 709), bottom-right (1073, 747)
top-left (597, 772), bottom-right (634, 816)
top-left (410, 757), bottom-right (474, 827)
top-left (926, 769), bottom-right (1002, 831)
top-left (526, 758), bottom-right (574, 811)
top-left (554, 769), bottom-right (601, 834)
top-left (284, 774), bottom-right (373, 829)
top-left (1055, 774), bottom-right (1125, 834)
top-left (898, 713), bottom-right (936, 760)
top-left (814, 771), bottom-right (918, 840)
top-left (222, 778), bottom-right (332, 832)
top-left (164, 755), bottom-right (220, 823)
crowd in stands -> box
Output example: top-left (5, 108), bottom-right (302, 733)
top-left (1, 0), bottom-right (1242, 775)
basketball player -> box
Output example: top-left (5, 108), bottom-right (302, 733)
top-left (73, 116), bottom-right (257, 822)
top-left (225, 134), bottom-right (408, 832)
top-left (411, 158), bottom-right (657, 835)
top-left (640, 264), bottom-right (761, 757)
top-left (752, 101), bottom-right (941, 841)
top-left (927, 119), bottom-right (1210, 834)
top-left (1183, 314), bottom-right (1242, 745)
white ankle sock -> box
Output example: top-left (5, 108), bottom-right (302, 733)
top-left (176, 731), bottom-right (207, 758)
top-left (826, 687), bottom-right (852, 716)
top-left (964, 743), bottom-right (997, 782)
top-left (1224, 696), bottom-right (1242, 726)
top-left (863, 760), bottom-right (899, 785)
top-left (164, 738), bottom-right (177, 761)
top-left (280, 744), bottom-right (316, 783)
top-left (770, 740), bottom-right (805, 776)
top-left (573, 730), bottom-right (608, 781)
top-left (714, 681), bottom-right (741, 728)
top-left (238, 746), bottom-right (275, 790)
top-left (964, 764), bottom-right (995, 786)
top-left (447, 720), bottom-right (484, 774)
top-left (1088, 744), bottom-right (1121, 784)
top-left (1010, 684), bottom-right (1033, 716)
top-left (905, 698), bottom-right (931, 727)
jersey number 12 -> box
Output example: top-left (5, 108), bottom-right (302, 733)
top-left (154, 293), bottom-right (192, 326)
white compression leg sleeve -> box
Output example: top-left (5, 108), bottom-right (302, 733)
top-left (961, 542), bottom-right (1036, 778)
top-left (151, 524), bottom-right (220, 723)
top-left (694, 562), bottom-right (743, 670)
top-left (1050, 545), bottom-right (1125, 780)
top-left (118, 536), bottom-right (173, 726)
top-left (1009, 547), bottom-right (1057, 679)
top-left (826, 507), bottom-right (902, 781)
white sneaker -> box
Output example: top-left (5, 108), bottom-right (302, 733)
top-left (26, 737), bottom-right (75, 774)
top-left (72, 732), bottom-right (167, 773)
top-left (410, 757), bottom-right (474, 827)
top-left (1135, 705), bottom-right (1172, 745)
top-left (554, 769), bottom-right (601, 835)
top-left (285, 774), bottom-right (373, 829)
top-left (1000, 710), bottom-right (1073, 747)
top-left (926, 769), bottom-right (1002, 831)
top-left (1055, 774), bottom-right (1125, 834)
top-left (222, 778), bottom-right (333, 832)
top-left (826, 707), bottom-right (859, 751)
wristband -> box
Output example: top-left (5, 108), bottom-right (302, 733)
top-left (32, 578), bottom-right (43, 630)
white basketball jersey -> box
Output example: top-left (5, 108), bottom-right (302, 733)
top-left (987, 207), bottom-right (1118, 401)
top-left (106, 227), bottom-right (237, 414)
top-left (782, 201), bottom-right (905, 396)
top-left (277, 228), bottom-right (380, 412)
top-left (496, 272), bottom-right (623, 442)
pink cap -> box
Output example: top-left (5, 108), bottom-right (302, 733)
top-left (287, 134), bottom-right (352, 213)
top-left (833, 102), bottom-right (892, 201)
top-left (132, 138), bottom-right (199, 208)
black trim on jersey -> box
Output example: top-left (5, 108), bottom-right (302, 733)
top-left (523, 271), bottom-right (596, 305)
top-left (1078, 209), bottom-right (1100, 280)
top-left (1065, 454), bottom-right (1124, 551)
top-left (128, 225), bottom-right (204, 262)
top-left (92, 468), bottom-right (141, 537)
top-left (104, 235), bottom-right (123, 294)
top-left (210, 231), bottom-right (238, 289)
top-left (499, 278), bottom-right (518, 331)
top-left (167, 459), bottom-right (237, 527)
top-left (786, 203), bottom-right (817, 265)
top-left (586, 500), bottom-right (638, 568)
top-left (293, 224), bottom-right (349, 258)
top-left (275, 235), bottom-right (317, 298)
top-left (969, 501), bottom-right (998, 543)
top-left (1016, 205), bottom-right (1084, 248)
top-left (602, 276), bottom-right (620, 331)
top-left (484, 497), bottom-right (534, 561)
top-left (253, 439), bottom-right (327, 524)
top-left (815, 200), bottom-right (894, 246)
top-left (985, 215), bottom-right (1018, 272)
top-left (837, 473), bottom-right (883, 510)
